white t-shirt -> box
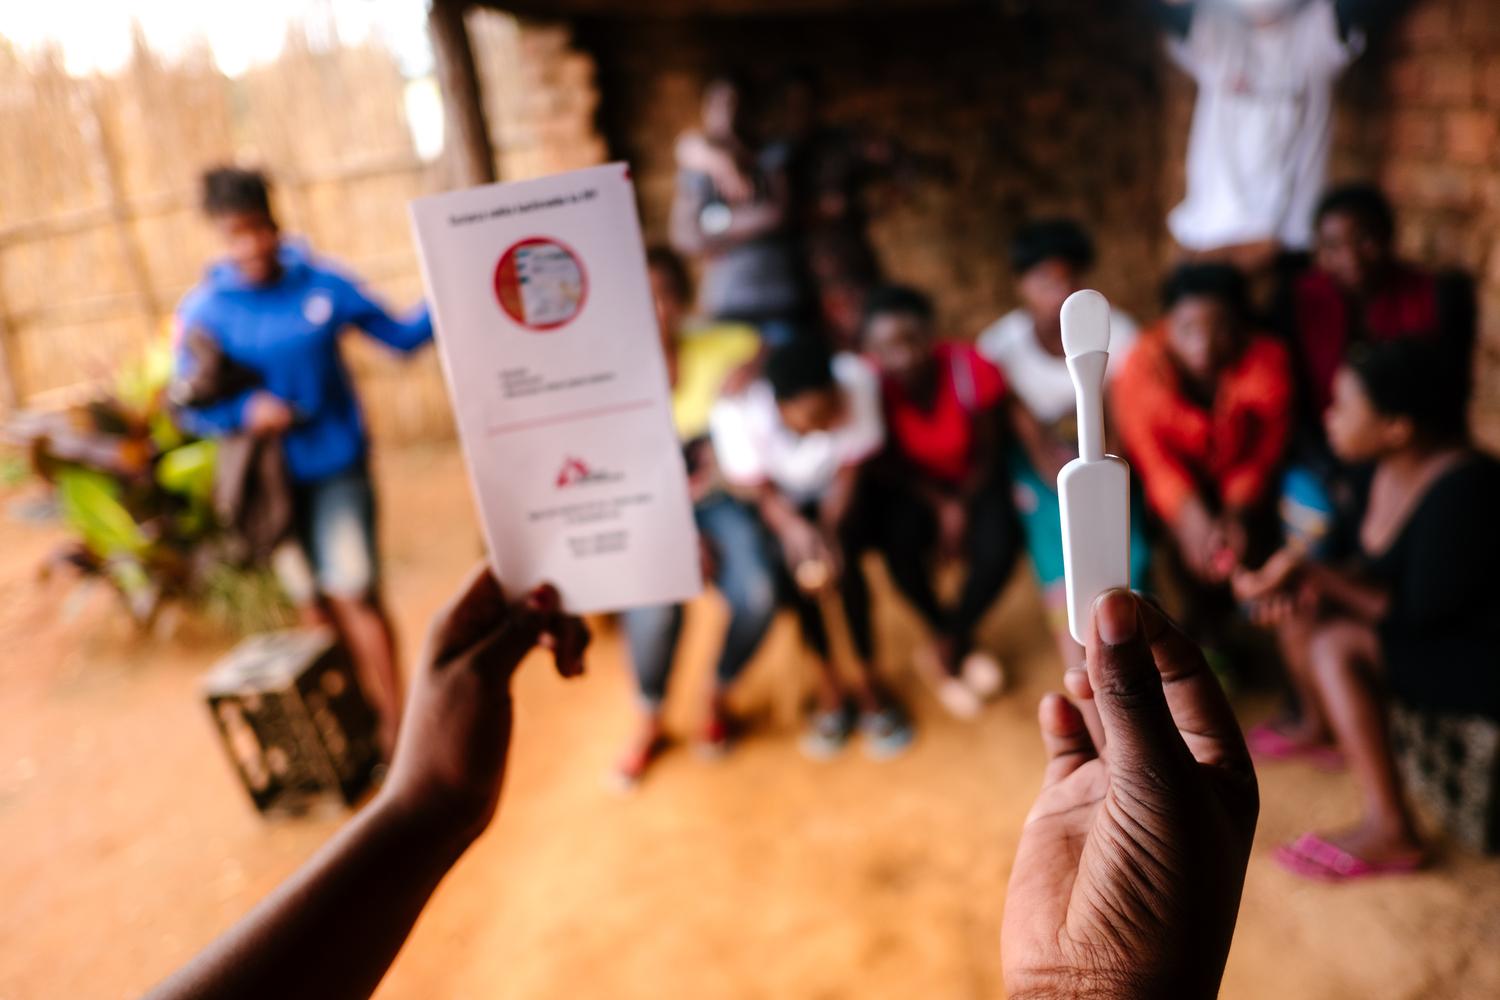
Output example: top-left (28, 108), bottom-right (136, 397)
top-left (976, 307), bottom-right (1140, 426)
top-left (1167, 0), bottom-right (1362, 252)
top-left (710, 353), bottom-right (884, 504)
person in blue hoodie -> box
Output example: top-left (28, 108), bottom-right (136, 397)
top-left (175, 166), bottom-right (433, 758)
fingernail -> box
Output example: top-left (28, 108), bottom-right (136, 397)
top-left (1094, 589), bottom-right (1138, 645)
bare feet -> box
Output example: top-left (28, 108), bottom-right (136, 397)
top-left (1245, 719), bottom-right (1343, 770)
top-left (1321, 820), bottom-right (1424, 867)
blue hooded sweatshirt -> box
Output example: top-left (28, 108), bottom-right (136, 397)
top-left (175, 242), bottom-right (432, 483)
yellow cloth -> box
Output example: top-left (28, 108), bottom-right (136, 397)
top-left (671, 323), bottom-right (760, 441)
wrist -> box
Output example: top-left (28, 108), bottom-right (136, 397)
top-left (1008, 966), bottom-right (1213, 1000)
top-left (368, 785), bottom-right (483, 868)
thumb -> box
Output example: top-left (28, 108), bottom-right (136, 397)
top-left (1085, 589), bottom-right (1193, 787)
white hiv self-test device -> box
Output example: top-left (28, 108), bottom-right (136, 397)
top-left (1057, 289), bottom-right (1131, 645)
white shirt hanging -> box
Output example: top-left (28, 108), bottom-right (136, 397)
top-left (1167, 0), bottom-right (1363, 252)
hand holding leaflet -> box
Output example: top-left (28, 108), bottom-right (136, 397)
top-left (1057, 289), bottom-right (1132, 645)
top-left (409, 164), bottom-right (702, 614)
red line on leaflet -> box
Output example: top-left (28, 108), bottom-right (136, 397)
top-left (484, 398), bottom-right (655, 437)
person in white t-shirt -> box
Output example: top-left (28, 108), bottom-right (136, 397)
top-left (978, 220), bottom-right (1151, 673)
top-left (1158, 0), bottom-right (1365, 267)
top-left (710, 336), bottom-right (914, 759)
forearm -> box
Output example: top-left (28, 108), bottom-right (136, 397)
top-left (145, 794), bottom-right (470, 1000)
top-left (173, 394), bottom-right (252, 437)
top-left (755, 484), bottom-right (805, 536)
top-left (1009, 401), bottom-right (1064, 483)
top-left (361, 306), bottom-right (433, 354)
top-left (669, 192), bottom-right (709, 256)
top-left (1305, 562), bottom-right (1389, 623)
top-left (817, 465), bottom-right (861, 537)
top-left (719, 200), bottom-right (784, 242)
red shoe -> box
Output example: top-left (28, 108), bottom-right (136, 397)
top-left (695, 711), bottom-right (736, 760)
top-left (611, 734), bottom-right (666, 792)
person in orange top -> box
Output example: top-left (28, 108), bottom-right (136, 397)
top-left (1114, 263), bottom-right (1293, 586)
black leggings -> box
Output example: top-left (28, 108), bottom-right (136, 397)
top-left (850, 477), bottom-right (1021, 658)
top-left (777, 502), bottom-right (877, 663)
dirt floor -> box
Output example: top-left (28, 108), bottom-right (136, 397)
top-left (3, 444), bottom-right (1499, 1000)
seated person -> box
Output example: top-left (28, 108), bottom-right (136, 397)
top-left (710, 337), bottom-right (913, 759)
top-left (1248, 186), bottom-right (1477, 754)
top-left (1113, 263), bottom-right (1293, 597)
top-left (1284, 183), bottom-right (1473, 422)
top-left (613, 249), bottom-right (776, 788)
top-left (978, 219), bottom-right (1150, 672)
top-left (1237, 339), bottom-right (1500, 878)
top-left (858, 285), bottom-right (1018, 718)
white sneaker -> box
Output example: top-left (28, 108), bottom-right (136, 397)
top-left (961, 652), bottom-right (1005, 699)
top-left (936, 677), bottom-right (982, 719)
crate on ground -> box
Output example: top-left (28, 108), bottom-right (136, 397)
top-left (203, 628), bottom-right (379, 816)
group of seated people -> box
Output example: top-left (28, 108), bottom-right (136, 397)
top-left (639, 174), bottom-right (1500, 881)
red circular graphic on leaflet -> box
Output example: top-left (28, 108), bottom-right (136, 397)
top-left (492, 237), bottom-right (588, 332)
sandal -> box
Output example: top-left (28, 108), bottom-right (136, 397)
top-left (1246, 722), bottom-right (1345, 772)
top-left (694, 712), bottom-right (736, 760)
top-left (1273, 833), bottom-right (1425, 882)
top-left (960, 651), bottom-right (1006, 699)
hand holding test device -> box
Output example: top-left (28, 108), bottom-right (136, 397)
top-left (1057, 289), bottom-right (1132, 645)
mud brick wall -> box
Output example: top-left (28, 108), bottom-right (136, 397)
top-left (573, 0), bottom-right (1169, 339)
top-left (469, 13), bottom-right (609, 181)
top-left (1333, 0), bottom-right (1500, 446)
top-left (558, 0), bottom-right (1498, 445)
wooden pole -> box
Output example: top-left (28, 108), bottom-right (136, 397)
top-left (427, 0), bottom-right (497, 188)
top-left (0, 250), bottom-right (20, 413)
top-left (81, 83), bottom-right (164, 328)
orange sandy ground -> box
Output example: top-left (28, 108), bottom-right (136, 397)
top-left (2, 445), bottom-right (1499, 1000)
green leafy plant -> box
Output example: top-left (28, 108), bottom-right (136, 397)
top-left (11, 334), bottom-right (292, 632)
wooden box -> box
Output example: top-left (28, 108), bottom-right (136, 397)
top-left (203, 628), bottom-right (379, 815)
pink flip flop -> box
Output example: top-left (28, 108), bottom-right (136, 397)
top-left (1273, 833), bottom-right (1425, 882)
top-left (1245, 722), bottom-right (1346, 772)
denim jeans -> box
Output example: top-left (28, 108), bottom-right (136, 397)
top-left (275, 465), bottom-right (379, 604)
top-left (622, 494), bottom-right (777, 707)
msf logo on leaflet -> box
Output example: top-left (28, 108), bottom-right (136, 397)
top-left (555, 456), bottom-right (622, 489)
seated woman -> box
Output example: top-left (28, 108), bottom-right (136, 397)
top-left (613, 249), bottom-right (776, 787)
top-left (1238, 339), bottom-right (1500, 878)
top-left (978, 219), bottom-right (1150, 672)
top-left (858, 285), bottom-right (1018, 718)
top-left (710, 336), bottom-right (914, 759)
top-left (1112, 264), bottom-right (1293, 623)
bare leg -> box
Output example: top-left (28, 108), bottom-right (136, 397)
top-left (298, 601), bottom-right (334, 630)
top-left (1269, 611), bottom-right (1333, 746)
top-left (325, 595), bottom-right (402, 760)
top-left (1308, 621), bottom-right (1423, 862)
top-left (842, 660), bottom-right (884, 715)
